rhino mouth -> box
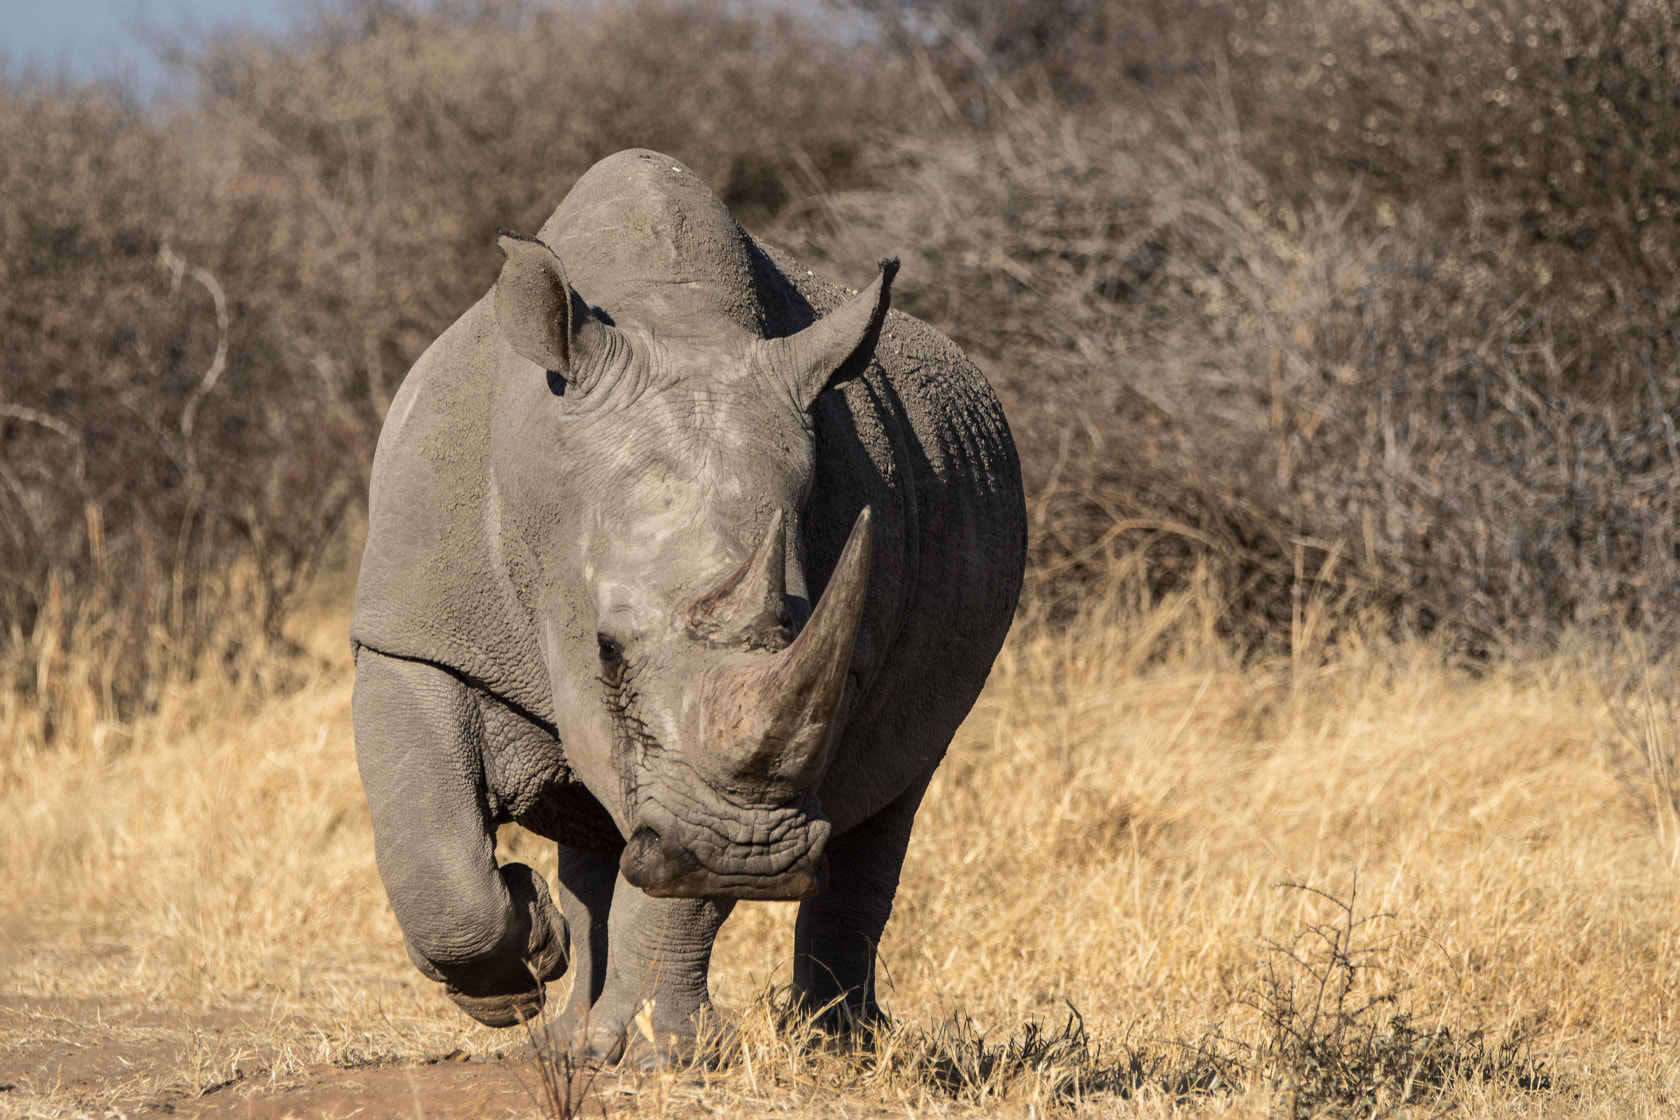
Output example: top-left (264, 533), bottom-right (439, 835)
top-left (619, 778), bottom-right (831, 902)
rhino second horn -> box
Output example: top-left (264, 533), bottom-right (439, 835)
top-left (701, 507), bottom-right (873, 791)
top-left (686, 509), bottom-right (788, 647)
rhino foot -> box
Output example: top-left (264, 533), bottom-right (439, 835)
top-left (536, 869), bottom-right (737, 1068)
top-left (427, 862), bottom-right (571, 1028)
top-left (526, 996), bottom-right (736, 1070)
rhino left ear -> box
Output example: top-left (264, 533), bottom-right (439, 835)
top-left (494, 232), bottom-right (591, 388)
top-left (760, 258), bottom-right (898, 409)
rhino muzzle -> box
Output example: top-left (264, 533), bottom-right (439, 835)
top-left (620, 786), bottom-right (832, 901)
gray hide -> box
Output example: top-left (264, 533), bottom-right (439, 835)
top-left (351, 149), bottom-right (1025, 1061)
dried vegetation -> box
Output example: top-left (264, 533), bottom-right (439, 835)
top-left (5, 0), bottom-right (1680, 1116)
top-left (7, 0), bottom-right (1680, 719)
top-left (784, 0), bottom-right (1680, 647)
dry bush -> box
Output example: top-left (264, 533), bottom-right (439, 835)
top-left (1229, 0), bottom-right (1680, 265)
top-left (838, 0), bottom-right (1239, 127)
top-left (1225, 0), bottom-right (1680, 640)
top-left (1, 0), bottom-right (899, 742)
top-left (9, 0), bottom-right (1680, 731)
top-left (189, 0), bottom-right (895, 302)
top-left (807, 0), bottom-right (1680, 647)
top-left (0, 78), bottom-right (365, 745)
top-left (765, 113), bottom-right (1435, 640)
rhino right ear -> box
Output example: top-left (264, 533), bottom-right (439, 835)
top-left (758, 258), bottom-right (897, 411)
top-left (494, 233), bottom-right (590, 388)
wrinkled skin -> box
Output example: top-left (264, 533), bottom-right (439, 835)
top-left (351, 150), bottom-right (1025, 1063)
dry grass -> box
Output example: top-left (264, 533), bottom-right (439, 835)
top-left (5, 553), bottom-right (1676, 1117)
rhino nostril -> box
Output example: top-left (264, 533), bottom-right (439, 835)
top-left (620, 824), bottom-right (696, 891)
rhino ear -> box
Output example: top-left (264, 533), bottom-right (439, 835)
top-left (494, 233), bottom-right (591, 388)
top-left (760, 258), bottom-right (898, 409)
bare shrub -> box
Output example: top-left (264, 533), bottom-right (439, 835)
top-left (1, 0), bottom-right (899, 739)
top-left (1226, 0), bottom-right (1680, 641)
top-left (838, 0), bottom-right (1239, 129)
top-left (189, 0), bottom-right (894, 306)
top-left (0, 79), bottom-right (365, 741)
top-left (8, 0), bottom-right (1680, 738)
top-left (809, 0), bottom-right (1680, 647)
top-left (765, 114), bottom-right (1432, 640)
top-left (1228, 884), bottom-right (1552, 1116)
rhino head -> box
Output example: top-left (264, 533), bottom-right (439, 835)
top-left (492, 233), bottom-right (894, 902)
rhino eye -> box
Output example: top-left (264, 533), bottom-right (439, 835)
top-left (597, 634), bottom-right (624, 668)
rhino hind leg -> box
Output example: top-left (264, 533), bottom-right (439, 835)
top-left (792, 772), bottom-right (933, 1030)
top-left (550, 845), bottom-right (615, 1034)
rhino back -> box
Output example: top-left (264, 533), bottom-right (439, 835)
top-left (757, 242), bottom-right (1027, 828)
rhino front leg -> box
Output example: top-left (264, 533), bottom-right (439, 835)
top-left (563, 876), bottom-right (736, 1066)
top-left (793, 773), bottom-right (932, 1030)
top-left (353, 647), bottom-right (568, 1026)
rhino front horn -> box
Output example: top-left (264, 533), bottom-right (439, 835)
top-left (700, 507), bottom-right (873, 792)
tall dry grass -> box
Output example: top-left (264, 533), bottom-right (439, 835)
top-left (4, 556), bottom-right (1675, 1116)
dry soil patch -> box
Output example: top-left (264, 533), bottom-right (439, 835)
top-left (0, 992), bottom-right (568, 1119)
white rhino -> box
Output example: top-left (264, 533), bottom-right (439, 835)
top-left (350, 149), bottom-right (1025, 1061)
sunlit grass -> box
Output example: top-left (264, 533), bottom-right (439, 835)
top-left (5, 560), bottom-right (1677, 1117)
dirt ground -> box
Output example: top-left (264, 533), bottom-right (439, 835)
top-left (0, 922), bottom-right (890, 1120)
top-left (2, 994), bottom-right (538, 1120)
top-left (0, 923), bottom-right (574, 1120)
top-left (2, 1002), bottom-right (552, 1119)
